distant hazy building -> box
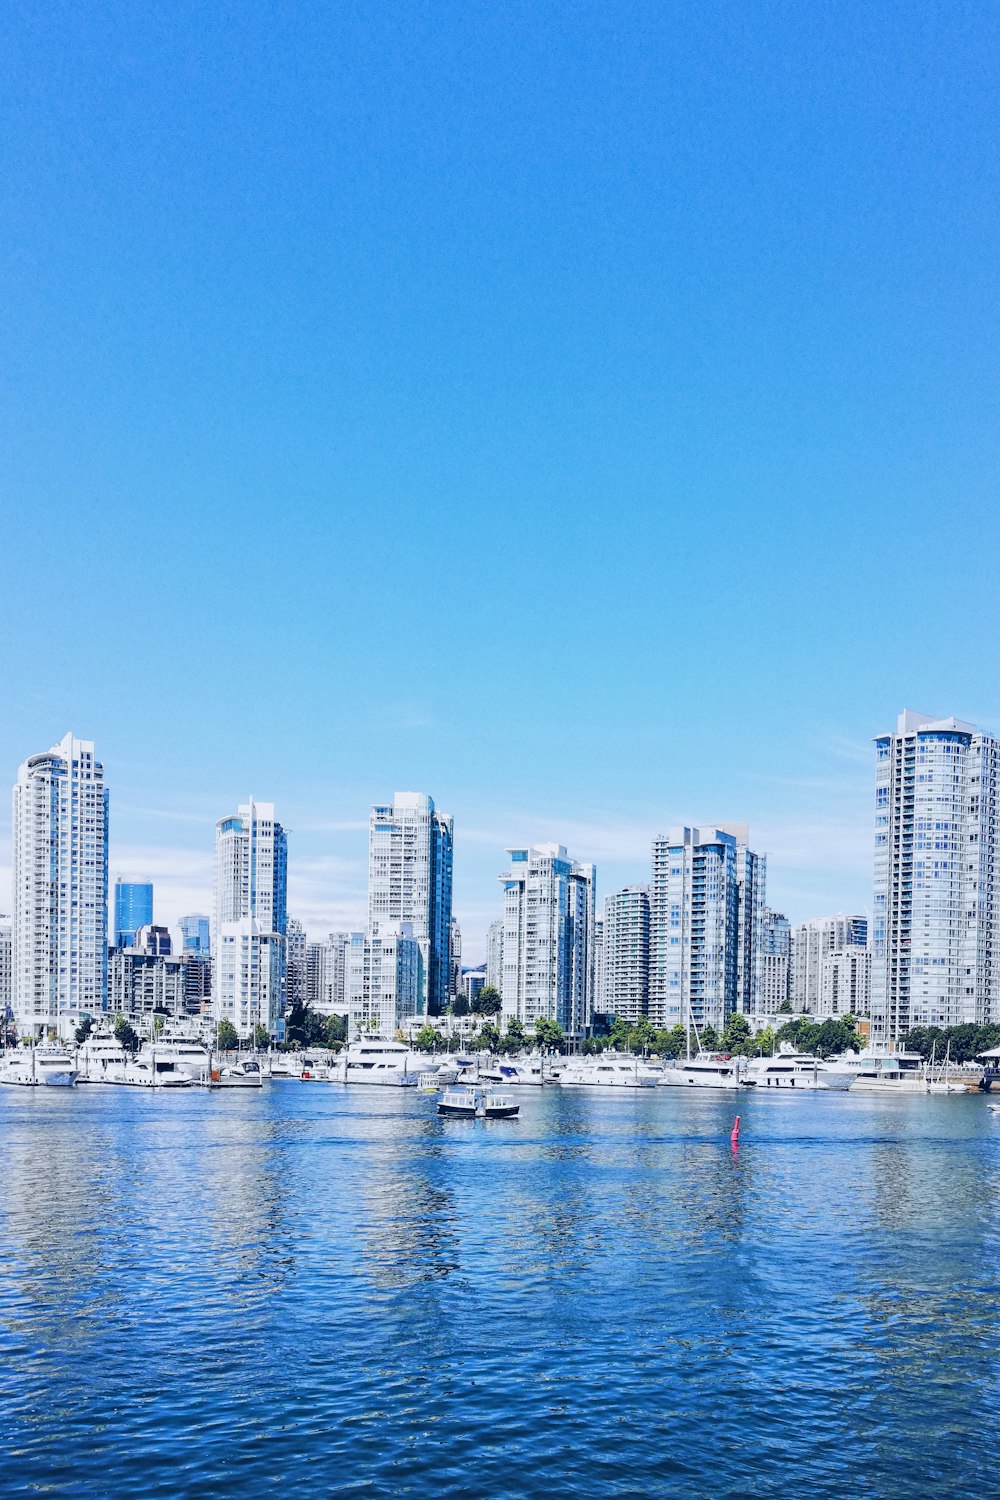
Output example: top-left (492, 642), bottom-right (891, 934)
top-left (486, 918), bottom-right (504, 991)
top-left (133, 925), bottom-right (172, 957)
top-left (498, 845), bottom-right (595, 1039)
top-left (113, 878), bottom-right (153, 949)
top-left (759, 908), bottom-right (791, 1013)
top-left (601, 885), bottom-right (650, 1024)
top-left (213, 798), bottom-right (288, 1039)
top-left (317, 932), bottom-right (350, 1016)
top-left (368, 792), bottom-right (453, 1015)
top-left (873, 709), bottom-right (1000, 1041)
top-left (286, 917), bottom-right (307, 1009)
top-left (12, 733), bottom-right (109, 1040)
top-left (463, 966), bottom-right (487, 1004)
top-left (345, 926), bottom-right (420, 1035)
top-left (180, 915), bottom-right (211, 955)
top-left (792, 914), bottom-right (868, 1014)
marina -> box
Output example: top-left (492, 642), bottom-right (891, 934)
top-left (1, 1079), bottom-right (999, 1499)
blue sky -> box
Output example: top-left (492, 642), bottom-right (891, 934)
top-left (2, 1), bottom-right (999, 957)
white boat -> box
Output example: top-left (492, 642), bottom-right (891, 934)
top-left (0, 1048), bottom-right (79, 1087)
top-left (659, 1053), bottom-right (746, 1090)
top-left (837, 1049), bottom-right (928, 1094)
top-left (745, 1044), bottom-right (852, 1091)
top-left (109, 1054), bottom-right (193, 1088)
top-left (271, 1051), bottom-right (332, 1080)
top-left (142, 1038), bottom-right (213, 1084)
top-left (76, 1034), bottom-right (129, 1082)
top-left (210, 1058), bottom-right (264, 1089)
top-left (337, 1039), bottom-right (421, 1087)
top-left (558, 1056), bottom-right (659, 1088)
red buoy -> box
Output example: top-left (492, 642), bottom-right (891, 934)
top-left (731, 1115), bottom-right (741, 1144)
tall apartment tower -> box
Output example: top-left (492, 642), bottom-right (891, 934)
top-left (873, 710), bottom-right (1000, 1040)
top-left (486, 918), bottom-right (504, 991)
top-left (11, 733), bottom-right (109, 1040)
top-left (344, 926), bottom-right (420, 1035)
top-left (758, 907), bottom-right (792, 1013)
top-left (213, 798), bottom-right (288, 1038)
top-left (286, 917), bottom-right (307, 1009)
top-left (368, 792), bottom-right (453, 1014)
top-left (650, 825), bottom-right (765, 1033)
top-left (792, 914), bottom-right (868, 1013)
top-left (498, 845), bottom-right (595, 1039)
top-left (0, 916), bottom-right (12, 1024)
top-left (601, 885), bottom-right (650, 1024)
top-left (113, 877), bottom-right (153, 948)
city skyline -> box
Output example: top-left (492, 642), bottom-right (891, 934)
top-left (0, 708), bottom-right (983, 965)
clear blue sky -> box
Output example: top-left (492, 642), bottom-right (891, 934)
top-left (2, 1), bottom-right (999, 956)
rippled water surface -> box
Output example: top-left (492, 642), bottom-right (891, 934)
top-left (2, 1082), bottom-right (998, 1497)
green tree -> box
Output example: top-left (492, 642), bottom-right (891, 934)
top-left (722, 1013), bottom-right (753, 1055)
top-left (451, 994), bottom-right (470, 1017)
top-left (777, 999), bottom-right (793, 1014)
top-left (504, 1017), bottom-right (527, 1051)
top-left (754, 1025), bottom-right (776, 1057)
top-left (413, 1025), bottom-right (440, 1053)
top-left (533, 1017), bottom-right (565, 1052)
top-left (473, 986), bottom-right (503, 1016)
top-left (216, 1019), bottom-right (239, 1051)
top-left (473, 1021), bottom-right (502, 1051)
top-left (113, 1015), bottom-right (140, 1054)
top-left (253, 1023), bottom-right (270, 1050)
top-left (699, 1024), bottom-right (719, 1051)
top-left (74, 1015), bottom-right (94, 1046)
top-left (326, 1014), bottom-right (347, 1048)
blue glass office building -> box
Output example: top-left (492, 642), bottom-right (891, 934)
top-left (180, 915), bottom-right (211, 954)
top-left (114, 879), bottom-right (153, 948)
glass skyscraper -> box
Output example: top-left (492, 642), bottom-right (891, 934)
top-left (180, 915), bottom-right (211, 954)
top-left (114, 878), bottom-right (153, 948)
top-left (368, 792), bottom-right (453, 1015)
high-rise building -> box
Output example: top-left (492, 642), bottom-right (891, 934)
top-left (344, 926), bottom-right (420, 1035)
top-left (486, 918), bottom-right (504, 991)
top-left (821, 945), bottom-right (870, 1019)
top-left (0, 916), bottom-right (11, 1025)
top-left (872, 709), bottom-right (1000, 1041)
top-left (462, 966), bottom-right (487, 1004)
top-left (12, 733), bottom-right (109, 1040)
top-left (792, 914), bottom-right (868, 1014)
top-left (113, 877), bottom-right (153, 948)
top-left (759, 907), bottom-right (791, 1013)
top-left (134, 925), bottom-right (172, 956)
top-left (450, 918), bottom-right (462, 1001)
top-left (733, 837), bottom-right (766, 1017)
top-left (286, 917), bottom-right (307, 1009)
top-left (180, 951), bottom-right (212, 1014)
top-left (109, 946), bottom-right (187, 1027)
top-left (498, 845), bottom-right (595, 1039)
top-left (316, 932), bottom-right (350, 1015)
top-left (180, 914), bottom-right (211, 954)
top-left (213, 798), bottom-right (288, 1039)
top-left (592, 916), bottom-right (605, 1014)
top-left (650, 827), bottom-right (734, 1034)
top-left (214, 918), bottom-right (285, 1039)
top-left (601, 885), bottom-right (650, 1024)
top-left (368, 792), bottom-right (453, 1014)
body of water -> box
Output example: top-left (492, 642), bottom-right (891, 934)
top-left (1, 1081), bottom-right (997, 1497)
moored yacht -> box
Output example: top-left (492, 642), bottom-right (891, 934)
top-left (76, 1033), bottom-right (128, 1082)
top-left (745, 1044), bottom-right (852, 1091)
top-left (834, 1049), bottom-right (928, 1094)
top-left (0, 1048), bottom-right (79, 1087)
top-left (659, 1053), bottom-right (746, 1089)
top-left (142, 1037), bottom-right (213, 1084)
top-left (336, 1038), bottom-right (421, 1087)
top-left (558, 1056), bottom-right (659, 1088)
